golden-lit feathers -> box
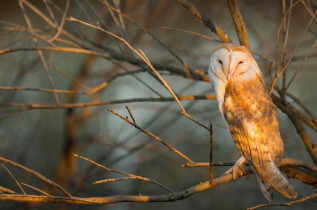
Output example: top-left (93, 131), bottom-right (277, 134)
top-left (208, 43), bottom-right (297, 199)
top-left (223, 77), bottom-right (283, 163)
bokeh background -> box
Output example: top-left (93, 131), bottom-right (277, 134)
top-left (0, 0), bottom-right (316, 209)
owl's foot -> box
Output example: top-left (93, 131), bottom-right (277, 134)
top-left (225, 156), bottom-right (249, 180)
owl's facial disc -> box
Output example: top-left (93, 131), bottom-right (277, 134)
top-left (229, 51), bottom-right (251, 79)
top-left (210, 48), bottom-right (230, 81)
top-left (210, 48), bottom-right (251, 82)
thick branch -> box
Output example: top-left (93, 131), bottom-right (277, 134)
top-left (272, 94), bottom-right (317, 164)
top-left (0, 172), bottom-right (239, 204)
top-left (0, 95), bottom-right (216, 111)
top-left (227, 0), bottom-right (250, 49)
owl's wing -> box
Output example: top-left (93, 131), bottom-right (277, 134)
top-left (223, 77), bottom-right (296, 199)
top-left (223, 76), bottom-right (282, 164)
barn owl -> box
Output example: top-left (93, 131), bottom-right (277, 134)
top-left (208, 43), bottom-right (297, 200)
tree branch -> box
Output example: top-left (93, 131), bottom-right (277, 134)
top-left (227, 0), bottom-right (250, 49)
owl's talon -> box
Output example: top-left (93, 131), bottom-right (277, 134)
top-left (225, 164), bottom-right (247, 180)
top-left (225, 156), bottom-right (247, 180)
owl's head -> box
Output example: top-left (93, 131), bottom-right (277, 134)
top-left (209, 44), bottom-right (255, 83)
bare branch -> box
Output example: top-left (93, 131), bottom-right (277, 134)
top-left (21, 183), bottom-right (53, 198)
top-left (0, 172), bottom-right (248, 204)
top-left (108, 109), bottom-right (194, 163)
top-left (73, 154), bottom-right (174, 193)
top-left (226, 0), bottom-right (250, 49)
top-left (126, 106), bottom-right (136, 125)
top-left (49, 0), bottom-right (70, 42)
top-left (209, 124), bottom-right (214, 184)
top-left (0, 95), bottom-right (216, 111)
top-left (1, 164), bottom-right (26, 195)
top-left (0, 156), bottom-right (72, 198)
top-left (0, 186), bottom-right (15, 194)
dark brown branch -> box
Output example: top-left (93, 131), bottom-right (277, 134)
top-left (272, 94), bottom-right (317, 163)
top-left (274, 86), bottom-right (317, 132)
top-left (209, 124), bottom-right (214, 184)
top-left (0, 95), bottom-right (216, 111)
top-left (283, 94), bottom-right (317, 130)
top-left (279, 167), bottom-right (317, 187)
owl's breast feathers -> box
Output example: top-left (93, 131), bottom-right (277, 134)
top-left (222, 75), bottom-right (283, 166)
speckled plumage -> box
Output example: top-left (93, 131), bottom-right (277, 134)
top-left (208, 44), bottom-right (297, 200)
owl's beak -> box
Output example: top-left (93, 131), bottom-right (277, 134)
top-left (223, 55), bottom-right (235, 81)
top-left (226, 63), bottom-right (235, 81)
top-left (227, 70), bottom-right (234, 81)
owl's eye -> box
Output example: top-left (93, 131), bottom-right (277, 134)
top-left (218, 60), bottom-right (223, 64)
top-left (238, 61), bottom-right (244, 64)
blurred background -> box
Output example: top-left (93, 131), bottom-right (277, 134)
top-left (0, 0), bottom-right (316, 209)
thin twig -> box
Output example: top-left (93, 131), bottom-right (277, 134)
top-left (1, 164), bottom-right (26, 195)
top-left (173, 0), bottom-right (231, 42)
top-left (108, 109), bottom-right (194, 163)
top-left (281, 0), bottom-right (293, 100)
top-left (271, 0), bottom-right (302, 94)
top-left (126, 106), bottom-right (136, 125)
top-left (49, 0), bottom-right (70, 42)
top-left (286, 40), bottom-right (317, 89)
top-left (54, 66), bottom-right (92, 91)
top-left (73, 154), bottom-right (174, 193)
top-left (162, 26), bottom-right (219, 42)
top-left (99, 0), bottom-right (187, 67)
top-left (181, 162), bottom-right (236, 168)
top-left (162, 26), bottom-right (274, 63)
top-left (285, 90), bottom-right (317, 124)
top-left (43, 0), bottom-right (57, 25)
top-left (21, 183), bottom-right (53, 198)
top-left (0, 186), bottom-right (15, 194)
top-left (93, 177), bottom-right (140, 185)
top-left (270, 6), bottom-right (316, 94)
top-left (0, 156), bottom-right (72, 198)
top-left (19, 0), bottom-right (60, 105)
top-left (248, 193), bottom-right (317, 210)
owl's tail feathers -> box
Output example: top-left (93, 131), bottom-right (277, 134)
top-left (253, 162), bottom-right (297, 199)
top-left (255, 174), bottom-right (273, 202)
